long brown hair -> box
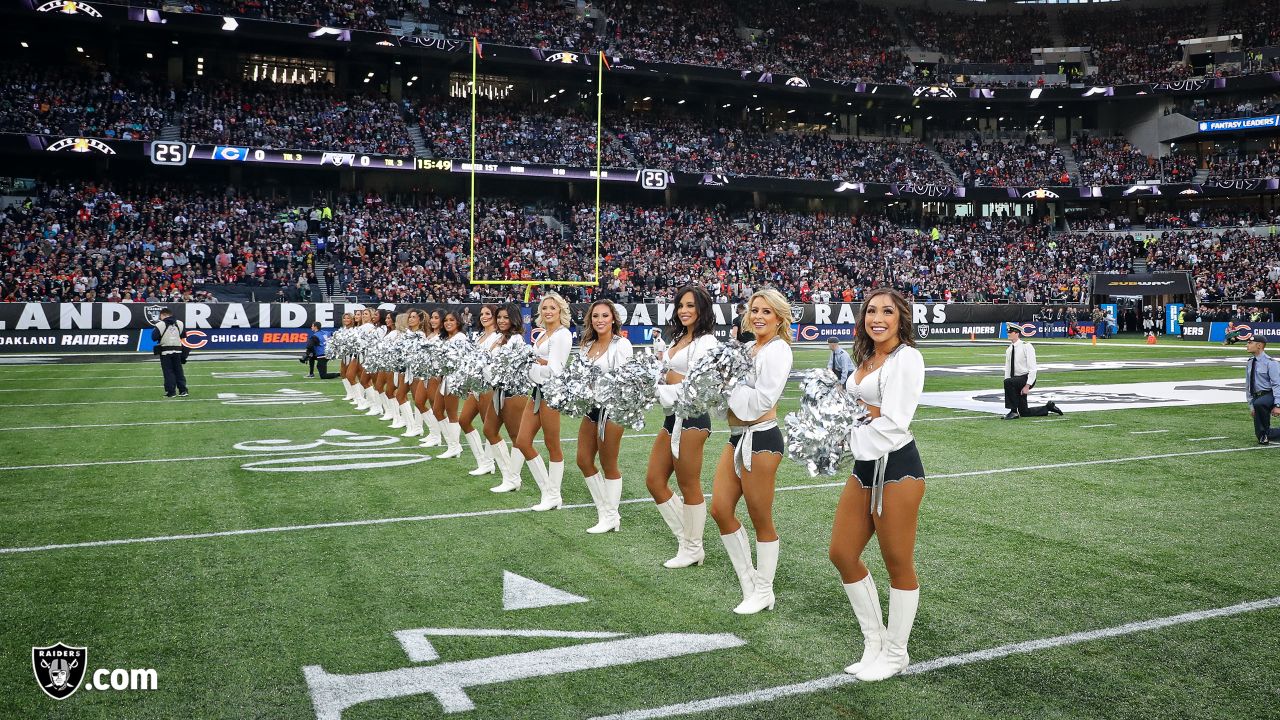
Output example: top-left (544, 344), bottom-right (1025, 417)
top-left (853, 288), bottom-right (916, 365)
top-left (580, 300), bottom-right (621, 348)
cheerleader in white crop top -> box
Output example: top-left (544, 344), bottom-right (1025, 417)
top-left (576, 300), bottom-right (634, 534)
top-left (828, 289), bottom-right (926, 684)
top-left (646, 285), bottom-right (719, 571)
top-left (710, 288), bottom-right (794, 616)
top-left (485, 304), bottom-right (532, 494)
top-left (432, 310), bottom-right (473, 460)
top-left (414, 309), bottom-right (446, 448)
top-left (395, 309), bottom-right (428, 439)
top-left (514, 292), bottom-right (573, 512)
top-left (354, 308), bottom-right (388, 413)
top-left (456, 305), bottom-right (502, 477)
top-left (375, 312), bottom-right (408, 428)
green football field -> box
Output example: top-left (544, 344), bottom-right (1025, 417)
top-left (1, 338), bottom-right (1277, 719)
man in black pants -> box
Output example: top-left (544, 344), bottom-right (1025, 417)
top-left (302, 322), bottom-right (341, 379)
top-left (152, 308), bottom-right (189, 398)
top-left (1002, 324), bottom-right (1061, 419)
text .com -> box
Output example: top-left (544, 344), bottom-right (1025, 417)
top-left (82, 668), bottom-right (158, 692)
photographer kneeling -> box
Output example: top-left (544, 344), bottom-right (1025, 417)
top-left (152, 308), bottom-right (189, 398)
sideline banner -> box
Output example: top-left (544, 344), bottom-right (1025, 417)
top-left (1180, 322), bottom-right (1280, 342)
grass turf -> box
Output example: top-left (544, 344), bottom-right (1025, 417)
top-left (0, 339), bottom-right (1277, 720)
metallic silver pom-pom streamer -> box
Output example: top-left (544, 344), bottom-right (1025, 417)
top-left (783, 368), bottom-right (869, 477)
top-left (543, 355), bottom-right (603, 417)
top-left (597, 350), bottom-right (661, 430)
top-left (404, 339), bottom-right (441, 381)
top-left (488, 341), bottom-right (536, 397)
top-left (672, 341), bottom-right (753, 419)
top-left (446, 345), bottom-right (491, 397)
top-left (353, 331), bottom-right (379, 365)
top-left (327, 329), bottom-right (355, 361)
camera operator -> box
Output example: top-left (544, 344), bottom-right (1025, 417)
top-left (303, 321), bottom-right (341, 379)
top-left (151, 308), bottom-right (189, 398)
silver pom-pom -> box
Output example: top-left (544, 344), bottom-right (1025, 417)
top-left (446, 345), bottom-right (490, 397)
top-left (597, 350), bottom-right (661, 430)
top-left (326, 328), bottom-right (355, 361)
top-left (542, 356), bottom-right (603, 416)
top-left (438, 337), bottom-right (474, 377)
top-left (783, 369), bottom-right (869, 477)
top-left (404, 338), bottom-right (442, 380)
top-left (673, 341), bottom-right (753, 418)
top-left (488, 341), bottom-right (536, 396)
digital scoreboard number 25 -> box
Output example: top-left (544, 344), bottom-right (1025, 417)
top-left (150, 141), bottom-right (189, 167)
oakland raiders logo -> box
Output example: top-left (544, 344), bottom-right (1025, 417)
top-left (32, 643), bottom-right (87, 700)
top-left (143, 304), bottom-right (165, 325)
top-left (915, 324), bottom-right (930, 339)
top-left (790, 305), bottom-right (805, 323)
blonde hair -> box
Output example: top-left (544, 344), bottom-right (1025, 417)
top-left (742, 287), bottom-right (794, 344)
top-left (394, 313), bottom-right (409, 332)
top-left (537, 292), bottom-right (572, 330)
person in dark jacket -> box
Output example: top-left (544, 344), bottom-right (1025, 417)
top-left (303, 322), bottom-right (340, 379)
top-left (151, 308), bottom-right (188, 397)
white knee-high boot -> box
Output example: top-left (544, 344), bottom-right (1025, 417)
top-left (856, 587), bottom-right (918, 681)
top-left (525, 455), bottom-right (552, 508)
top-left (656, 496), bottom-right (693, 567)
top-left (465, 430), bottom-right (495, 475)
top-left (597, 476), bottom-right (623, 533)
top-left (390, 398), bottom-right (407, 428)
top-left (666, 500), bottom-right (706, 568)
top-left (400, 403), bottom-right (421, 437)
top-left (364, 388), bottom-right (383, 416)
top-left (353, 383), bottom-right (369, 409)
top-left (586, 474), bottom-right (620, 533)
top-left (419, 413), bottom-right (442, 447)
top-left (734, 538), bottom-right (778, 615)
top-left (720, 526), bottom-right (755, 603)
top-left (842, 574), bottom-right (886, 675)
top-left (437, 422), bottom-right (464, 458)
top-left (531, 459), bottom-right (563, 511)
top-left (342, 379), bottom-right (354, 401)
top-left (491, 442), bottom-right (521, 492)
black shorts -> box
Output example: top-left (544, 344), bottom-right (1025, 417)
top-left (852, 441), bottom-right (925, 489)
top-left (663, 413), bottom-right (712, 434)
top-left (727, 425), bottom-right (784, 455)
top-left (586, 406), bottom-right (603, 424)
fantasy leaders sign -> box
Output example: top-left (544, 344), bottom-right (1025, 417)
top-left (1197, 115), bottom-right (1280, 134)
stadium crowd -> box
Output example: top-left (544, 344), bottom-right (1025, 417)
top-left (934, 137), bottom-right (1069, 187)
top-left (1205, 150), bottom-right (1280, 181)
top-left (151, 0), bottom-right (428, 32)
top-left (0, 64), bottom-right (170, 141)
top-left (8, 181), bottom-right (1277, 305)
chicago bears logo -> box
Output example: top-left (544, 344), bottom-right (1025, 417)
top-left (182, 329), bottom-right (208, 349)
top-left (1234, 324), bottom-right (1253, 340)
top-left (799, 325), bottom-right (819, 341)
top-left (32, 643), bottom-right (87, 700)
top-left (1019, 323), bottom-right (1038, 337)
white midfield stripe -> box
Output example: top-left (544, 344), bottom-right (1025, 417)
top-left (0, 445), bottom-right (1274, 555)
top-left (1, 394), bottom-right (346, 408)
top-left (0, 415), bottom-right (363, 432)
top-left (589, 596), bottom-right (1280, 720)
top-left (1130, 430), bottom-right (1170, 435)
top-left (0, 446), bottom-right (381, 471)
top-left (1080, 424), bottom-right (1116, 428)
top-left (1188, 436), bottom-right (1228, 442)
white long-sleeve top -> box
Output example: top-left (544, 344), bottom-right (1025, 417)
top-left (476, 331), bottom-right (502, 352)
top-left (728, 338), bottom-right (794, 423)
top-left (583, 335), bottom-right (634, 371)
top-left (445, 332), bottom-right (469, 346)
top-left (529, 326), bottom-right (572, 385)
top-left (656, 333), bottom-right (721, 411)
top-left (1003, 340), bottom-right (1038, 386)
top-left (845, 345), bottom-right (925, 460)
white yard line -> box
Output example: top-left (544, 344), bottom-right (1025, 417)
top-left (1032, 418), bottom-right (1068, 423)
top-left (1187, 436), bottom-right (1229, 442)
top-left (0, 415), bottom-right (364, 432)
top-left (0, 394), bottom-right (345, 408)
top-left (1080, 424), bottom-right (1116, 429)
top-left (0, 445), bottom-right (1274, 555)
top-left (588, 596), bottom-right (1280, 720)
top-left (1130, 430), bottom-right (1170, 435)
top-left (0, 381), bottom-right (326, 392)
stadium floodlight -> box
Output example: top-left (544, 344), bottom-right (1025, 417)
top-left (20, 41), bottom-right (29, 47)
top-left (467, 39), bottom-right (604, 300)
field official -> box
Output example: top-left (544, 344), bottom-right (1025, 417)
top-left (828, 339), bottom-right (854, 383)
top-left (1245, 336), bottom-right (1280, 444)
top-left (152, 308), bottom-right (188, 398)
top-left (1003, 324), bottom-right (1061, 419)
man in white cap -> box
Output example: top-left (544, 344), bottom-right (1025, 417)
top-left (1003, 324), bottom-right (1062, 419)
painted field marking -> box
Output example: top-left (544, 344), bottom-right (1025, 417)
top-left (1130, 430), bottom-right (1170, 435)
top-left (588, 595), bottom-right (1280, 720)
top-left (0, 446), bottom-right (396, 471)
top-left (394, 627), bottom-right (626, 663)
top-left (0, 415), bottom-right (364, 432)
top-left (1080, 424), bottom-right (1116, 429)
top-left (1187, 436), bottom-right (1229, 442)
top-left (0, 381), bottom-right (325, 392)
top-left (1, 445), bottom-right (1275, 556)
top-left (503, 571), bottom-right (589, 610)
top-left (1032, 418), bottom-right (1068, 423)
top-left (0, 394), bottom-right (345, 408)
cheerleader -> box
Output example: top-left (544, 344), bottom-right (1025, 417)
top-left (345, 309), bottom-right (370, 408)
top-left (395, 310), bottom-right (427, 435)
top-left (486, 304), bottom-right (529, 493)
top-left (414, 309), bottom-right (445, 447)
top-left (648, 285), bottom-right (719, 568)
top-left (432, 310), bottom-right (470, 459)
top-left (828, 288), bottom-right (925, 681)
top-left (514, 293), bottom-right (572, 511)
top-left (711, 288), bottom-right (793, 615)
top-left (458, 305), bottom-right (501, 476)
top-left (356, 309), bottom-right (387, 412)
top-left (373, 312), bottom-right (403, 422)
top-left (337, 312), bottom-right (357, 402)
top-left (576, 300), bottom-right (633, 534)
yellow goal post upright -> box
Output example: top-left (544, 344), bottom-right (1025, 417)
top-left (466, 39), bottom-right (606, 303)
